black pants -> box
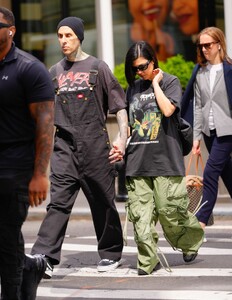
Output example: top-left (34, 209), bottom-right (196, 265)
top-left (0, 175), bottom-right (30, 300)
top-left (31, 133), bottom-right (123, 265)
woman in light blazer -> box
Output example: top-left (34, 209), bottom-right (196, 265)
top-left (182, 27), bottom-right (232, 230)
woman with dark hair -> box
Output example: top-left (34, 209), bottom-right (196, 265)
top-left (190, 27), bottom-right (232, 230)
top-left (124, 41), bottom-right (204, 276)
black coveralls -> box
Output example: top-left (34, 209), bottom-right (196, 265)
top-left (31, 64), bottom-right (123, 265)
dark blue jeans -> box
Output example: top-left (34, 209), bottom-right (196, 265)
top-left (196, 131), bottom-right (232, 224)
top-left (0, 174), bottom-right (31, 300)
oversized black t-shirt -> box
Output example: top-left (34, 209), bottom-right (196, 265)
top-left (0, 44), bottom-right (54, 174)
top-left (50, 55), bottom-right (126, 126)
top-left (125, 73), bottom-right (185, 177)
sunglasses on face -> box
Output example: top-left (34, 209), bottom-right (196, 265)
top-left (132, 60), bottom-right (151, 72)
top-left (197, 41), bottom-right (218, 50)
top-left (0, 22), bottom-right (11, 29)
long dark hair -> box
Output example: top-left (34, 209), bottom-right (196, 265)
top-left (125, 41), bottom-right (159, 87)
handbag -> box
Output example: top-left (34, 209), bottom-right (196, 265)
top-left (175, 114), bottom-right (193, 156)
top-left (186, 153), bottom-right (214, 226)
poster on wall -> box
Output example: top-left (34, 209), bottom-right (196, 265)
top-left (127, 0), bottom-right (208, 62)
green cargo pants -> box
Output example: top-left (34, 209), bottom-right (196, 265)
top-left (125, 176), bottom-right (204, 274)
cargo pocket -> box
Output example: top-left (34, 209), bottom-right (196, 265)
top-left (126, 200), bottom-right (141, 223)
top-left (159, 205), bottom-right (186, 249)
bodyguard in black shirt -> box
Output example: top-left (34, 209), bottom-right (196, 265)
top-left (0, 7), bottom-right (54, 299)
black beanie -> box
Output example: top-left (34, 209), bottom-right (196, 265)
top-left (57, 17), bottom-right (84, 42)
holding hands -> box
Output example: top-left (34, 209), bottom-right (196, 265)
top-left (109, 142), bottom-right (125, 164)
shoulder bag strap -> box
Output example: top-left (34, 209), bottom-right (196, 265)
top-left (186, 153), bottom-right (204, 176)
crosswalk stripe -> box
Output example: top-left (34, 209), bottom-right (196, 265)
top-left (25, 231), bottom-right (232, 299)
top-left (46, 267), bottom-right (232, 278)
top-left (37, 288), bottom-right (232, 299)
top-left (69, 236), bottom-right (232, 243)
top-left (25, 243), bottom-right (232, 255)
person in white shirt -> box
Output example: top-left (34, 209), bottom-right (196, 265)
top-left (192, 27), bottom-right (232, 230)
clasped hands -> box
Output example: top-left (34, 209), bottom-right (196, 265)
top-left (109, 143), bottom-right (125, 164)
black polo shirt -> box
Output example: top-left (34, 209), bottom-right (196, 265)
top-left (0, 43), bottom-right (54, 174)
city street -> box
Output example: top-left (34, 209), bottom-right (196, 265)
top-left (22, 195), bottom-right (232, 300)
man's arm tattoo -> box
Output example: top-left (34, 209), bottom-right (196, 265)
top-left (116, 108), bottom-right (128, 143)
top-left (30, 101), bottom-right (54, 176)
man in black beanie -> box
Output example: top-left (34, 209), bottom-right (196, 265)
top-left (29, 15), bottom-right (128, 281)
top-left (57, 16), bottom-right (84, 43)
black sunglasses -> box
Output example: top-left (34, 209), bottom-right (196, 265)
top-left (197, 41), bottom-right (218, 50)
top-left (0, 22), bottom-right (11, 29)
top-left (132, 60), bottom-right (151, 72)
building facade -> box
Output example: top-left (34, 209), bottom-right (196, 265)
top-left (0, 0), bottom-right (226, 70)
top-left (1, 0), bottom-right (230, 200)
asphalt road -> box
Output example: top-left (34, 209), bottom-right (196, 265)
top-left (22, 215), bottom-right (232, 300)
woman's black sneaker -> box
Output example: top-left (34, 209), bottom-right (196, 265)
top-left (138, 262), bottom-right (161, 275)
top-left (183, 252), bottom-right (198, 263)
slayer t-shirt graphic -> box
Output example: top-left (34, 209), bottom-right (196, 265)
top-left (50, 55), bottom-right (126, 116)
top-left (57, 70), bottom-right (89, 92)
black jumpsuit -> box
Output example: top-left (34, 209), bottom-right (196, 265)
top-left (31, 57), bottom-right (124, 265)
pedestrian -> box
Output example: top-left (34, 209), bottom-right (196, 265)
top-left (29, 16), bottom-right (128, 280)
top-left (182, 27), bottom-right (232, 230)
top-left (0, 7), bottom-right (54, 300)
top-left (124, 40), bottom-right (204, 276)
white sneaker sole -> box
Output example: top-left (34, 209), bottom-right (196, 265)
top-left (97, 259), bottom-right (123, 272)
top-left (43, 260), bottom-right (53, 279)
top-left (43, 269), bottom-right (53, 279)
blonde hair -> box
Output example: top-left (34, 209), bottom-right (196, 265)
top-left (196, 26), bottom-right (232, 66)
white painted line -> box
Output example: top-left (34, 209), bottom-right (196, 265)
top-left (48, 267), bottom-right (232, 278)
top-left (205, 225), bottom-right (232, 230)
top-left (37, 288), bottom-right (232, 299)
top-left (75, 236), bottom-right (232, 243)
top-left (198, 247), bottom-right (232, 255)
top-left (25, 243), bottom-right (232, 255)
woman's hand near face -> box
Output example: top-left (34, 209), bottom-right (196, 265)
top-left (152, 69), bottom-right (175, 117)
top-left (152, 68), bottom-right (163, 84)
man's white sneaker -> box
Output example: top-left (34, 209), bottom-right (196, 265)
top-left (97, 259), bottom-right (121, 272)
top-left (42, 255), bottom-right (54, 279)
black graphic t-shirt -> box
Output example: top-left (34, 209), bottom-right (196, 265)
top-left (50, 55), bottom-right (126, 121)
top-left (126, 73), bottom-right (185, 177)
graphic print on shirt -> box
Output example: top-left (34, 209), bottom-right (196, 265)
top-left (130, 91), bottom-right (162, 144)
top-left (57, 71), bottom-right (89, 93)
top-left (54, 68), bottom-right (98, 127)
